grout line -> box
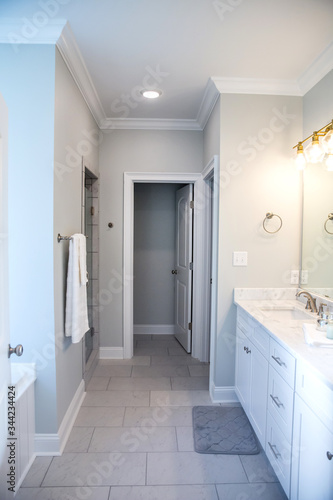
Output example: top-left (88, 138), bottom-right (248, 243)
top-left (145, 452), bottom-right (148, 485)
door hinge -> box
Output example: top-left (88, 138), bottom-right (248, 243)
top-left (190, 200), bottom-right (194, 209)
top-left (189, 262), bottom-right (193, 271)
top-left (91, 206), bottom-right (95, 216)
top-left (188, 322), bottom-right (192, 331)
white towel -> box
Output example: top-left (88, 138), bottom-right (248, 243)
top-left (65, 233), bottom-right (89, 343)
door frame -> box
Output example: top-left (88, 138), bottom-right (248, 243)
top-left (123, 156), bottom-right (219, 362)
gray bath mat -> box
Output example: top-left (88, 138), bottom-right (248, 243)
top-left (192, 406), bottom-right (260, 454)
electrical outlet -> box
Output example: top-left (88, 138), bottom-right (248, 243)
top-left (301, 270), bottom-right (308, 284)
top-left (290, 270), bottom-right (299, 285)
top-left (233, 251), bottom-right (248, 266)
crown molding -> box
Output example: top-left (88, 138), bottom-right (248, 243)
top-left (196, 78), bottom-right (220, 130)
top-left (297, 42), bottom-right (333, 96)
top-left (211, 76), bottom-right (302, 96)
top-left (100, 117), bottom-right (202, 131)
top-left (56, 22), bottom-right (106, 126)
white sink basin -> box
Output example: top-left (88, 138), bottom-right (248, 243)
top-left (259, 306), bottom-right (313, 321)
top-left (303, 323), bottom-right (333, 348)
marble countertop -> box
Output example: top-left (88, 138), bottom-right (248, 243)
top-left (234, 289), bottom-right (333, 390)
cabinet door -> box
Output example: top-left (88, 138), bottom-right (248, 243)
top-left (235, 328), bottom-right (251, 410)
top-left (291, 394), bottom-right (333, 500)
top-left (248, 343), bottom-right (268, 447)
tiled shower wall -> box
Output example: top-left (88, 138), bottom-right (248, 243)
top-left (83, 172), bottom-right (99, 383)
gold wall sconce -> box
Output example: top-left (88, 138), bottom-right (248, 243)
top-left (294, 119), bottom-right (333, 171)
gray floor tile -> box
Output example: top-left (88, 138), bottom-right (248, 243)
top-left (109, 485), bottom-right (219, 500)
top-left (89, 426), bottom-right (177, 452)
top-left (189, 365), bottom-right (210, 377)
top-left (42, 453), bottom-right (146, 486)
top-left (132, 365), bottom-right (190, 378)
top-left (171, 376), bottom-right (209, 391)
top-left (137, 339), bottom-right (179, 348)
top-left (216, 483), bottom-right (288, 500)
top-left (82, 390), bottom-right (150, 407)
top-left (21, 456), bottom-right (53, 487)
top-left (150, 390), bottom-right (213, 406)
top-left (98, 356), bottom-right (150, 366)
top-left (86, 376), bottom-right (110, 391)
top-left (124, 406), bottom-right (193, 427)
top-left (108, 377), bottom-right (171, 391)
top-left (92, 365), bottom-right (132, 377)
top-left (151, 355), bottom-right (201, 365)
top-left (147, 452), bottom-right (248, 485)
top-left (63, 427), bottom-right (94, 453)
top-left (16, 487), bottom-right (110, 500)
top-left (74, 406), bottom-right (125, 427)
top-left (240, 451), bottom-right (279, 483)
top-left (176, 426), bottom-right (195, 451)
top-left (134, 345), bottom-right (169, 356)
top-left (151, 334), bottom-right (176, 340)
top-left (168, 346), bottom-right (189, 355)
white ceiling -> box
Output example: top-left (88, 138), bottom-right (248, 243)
top-left (1, 0), bottom-right (333, 129)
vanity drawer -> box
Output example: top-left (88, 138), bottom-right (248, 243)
top-left (269, 338), bottom-right (296, 388)
top-left (252, 324), bottom-right (269, 359)
top-left (266, 412), bottom-right (291, 498)
top-left (268, 366), bottom-right (294, 443)
top-left (296, 359), bottom-right (333, 430)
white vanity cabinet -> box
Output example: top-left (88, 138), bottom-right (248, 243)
top-left (235, 309), bottom-right (269, 448)
top-left (290, 361), bottom-right (333, 500)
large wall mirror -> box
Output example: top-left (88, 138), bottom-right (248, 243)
top-left (301, 164), bottom-right (333, 299)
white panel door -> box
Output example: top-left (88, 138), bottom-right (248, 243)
top-left (174, 185), bottom-right (193, 352)
top-left (0, 93), bottom-right (11, 499)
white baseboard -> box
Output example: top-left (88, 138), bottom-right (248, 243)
top-left (99, 346), bottom-right (124, 359)
top-left (134, 324), bottom-right (175, 335)
top-left (210, 383), bottom-right (239, 404)
top-left (35, 380), bottom-right (85, 456)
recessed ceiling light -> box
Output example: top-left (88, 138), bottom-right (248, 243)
top-left (140, 89), bottom-right (162, 99)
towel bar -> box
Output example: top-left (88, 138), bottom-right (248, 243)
top-left (57, 233), bottom-right (88, 243)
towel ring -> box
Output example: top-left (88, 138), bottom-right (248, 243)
top-left (324, 213), bottom-right (333, 235)
top-left (263, 212), bottom-right (282, 234)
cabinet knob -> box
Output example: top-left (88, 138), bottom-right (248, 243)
top-left (327, 451), bottom-right (333, 460)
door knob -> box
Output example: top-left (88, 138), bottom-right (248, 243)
top-left (171, 269), bottom-right (178, 275)
top-left (8, 344), bottom-right (23, 358)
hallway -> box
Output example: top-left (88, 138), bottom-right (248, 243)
top-left (17, 335), bottom-right (287, 499)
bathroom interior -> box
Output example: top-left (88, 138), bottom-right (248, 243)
top-left (0, 2), bottom-right (333, 499)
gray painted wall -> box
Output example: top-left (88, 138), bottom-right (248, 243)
top-left (99, 130), bottom-right (203, 348)
top-left (134, 183), bottom-right (182, 326)
top-left (213, 93), bottom-right (303, 387)
top-left (54, 48), bottom-right (99, 427)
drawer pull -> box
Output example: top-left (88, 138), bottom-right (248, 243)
top-left (270, 394), bottom-right (284, 408)
top-left (268, 441), bottom-right (281, 459)
top-left (271, 355), bottom-right (286, 367)
top-left (327, 451), bottom-right (333, 460)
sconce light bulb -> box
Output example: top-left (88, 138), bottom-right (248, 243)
top-left (325, 154), bottom-right (333, 171)
top-left (304, 137), bottom-right (325, 163)
top-left (322, 128), bottom-right (333, 154)
top-left (295, 153), bottom-right (306, 170)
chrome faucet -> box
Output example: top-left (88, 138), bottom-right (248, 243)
top-left (295, 290), bottom-right (318, 313)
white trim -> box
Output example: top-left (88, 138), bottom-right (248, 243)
top-left (211, 76), bottom-right (302, 96)
top-left (100, 117), bottom-right (201, 131)
top-left (196, 79), bottom-right (221, 130)
top-left (99, 347), bottom-right (124, 359)
top-left (210, 383), bottom-right (239, 404)
top-left (56, 22), bottom-right (105, 126)
top-left (123, 172), bottom-right (201, 359)
top-left (134, 325), bottom-right (175, 335)
top-left (34, 380), bottom-right (85, 456)
top-left (297, 41), bottom-right (333, 95)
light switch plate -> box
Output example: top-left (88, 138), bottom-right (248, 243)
top-left (290, 270), bottom-right (299, 285)
top-left (233, 251), bottom-right (248, 266)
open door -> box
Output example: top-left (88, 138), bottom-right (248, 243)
top-left (174, 184), bottom-right (193, 352)
top-left (0, 93), bottom-right (11, 499)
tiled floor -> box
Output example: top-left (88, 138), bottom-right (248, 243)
top-left (17, 335), bottom-right (287, 500)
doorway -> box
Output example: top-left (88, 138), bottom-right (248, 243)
top-left (133, 183), bottom-right (192, 352)
top-left (123, 160), bottom-right (219, 371)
